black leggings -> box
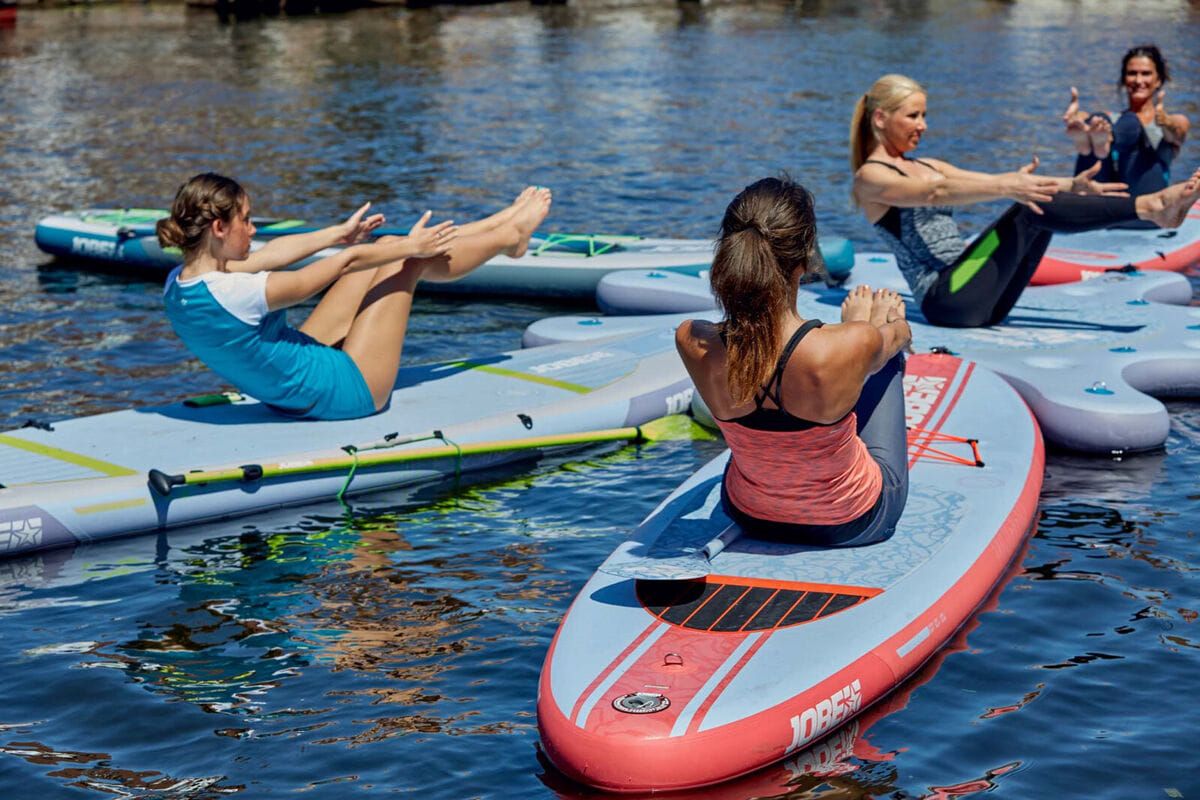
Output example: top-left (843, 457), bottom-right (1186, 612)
top-left (721, 353), bottom-right (909, 547)
top-left (920, 194), bottom-right (1139, 328)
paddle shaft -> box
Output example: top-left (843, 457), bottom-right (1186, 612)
top-left (148, 424), bottom-right (650, 496)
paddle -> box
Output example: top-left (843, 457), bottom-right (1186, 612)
top-left (599, 524), bottom-right (742, 582)
top-left (147, 413), bottom-right (713, 497)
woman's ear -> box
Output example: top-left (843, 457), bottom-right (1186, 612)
top-left (871, 106), bottom-right (886, 131)
top-left (210, 216), bottom-right (228, 242)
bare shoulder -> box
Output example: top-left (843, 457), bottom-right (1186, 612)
top-left (675, 318), bottom-right (722, 357)
top-left (798, 322), bottom-right (881, 374)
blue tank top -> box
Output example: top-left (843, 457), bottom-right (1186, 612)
top-left (865, 159), bottom-right (966, 306)
top-left (163, 267), bottom-right (374, 419)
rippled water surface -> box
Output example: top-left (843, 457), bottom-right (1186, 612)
top-left (1, 2), bottom-right (1199, 797)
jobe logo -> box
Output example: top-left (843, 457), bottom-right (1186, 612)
top-left (528, 351), bottom-right (614, 375)
top-left (902, 375), bottom-right (946, 427)
top-left (783, 721), bottom-right (859, 780)
top-left (785, 679), bottom-right (862, 754)
top-left (0, 516), bottom-right (44, 552)
top-left (71, 236), bottom-right (119, 258)
top-left (664, 387), bottom-right (693, 415)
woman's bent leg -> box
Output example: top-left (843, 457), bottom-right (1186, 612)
top-left (415, 190), bottom-right (550, 282)
top-left (920, 205), bottom-right (1053, 327)
top-left (339, 259), bottom-right (425, 410)
top-left (847, 352), bottom-right (909, 542)
top-left (299, 189), bottom-right (550, 346)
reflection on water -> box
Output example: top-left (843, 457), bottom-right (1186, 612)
top-left (2, 2), bottom-right (1200, 798)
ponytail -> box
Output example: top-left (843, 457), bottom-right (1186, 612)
top-left (711, 176), bottom-right (816, 406)
top-left (848, 93), bottom-right (874, 174)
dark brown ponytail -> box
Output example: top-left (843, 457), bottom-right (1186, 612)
top-left (156, 172), bottom-right (247, 256)
top-left (711, 176), bottom-right (817, 406)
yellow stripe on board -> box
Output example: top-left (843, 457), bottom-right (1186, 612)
top-left (0, 434), bottom-right (138, 477)
top-left (75, 497), bottom-right (148, 515)
top-left (449, 362), bottom-right (592, 394)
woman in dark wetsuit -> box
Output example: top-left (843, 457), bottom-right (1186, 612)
top-left (851, 74), bottom-right (1200, 329)
top-left (1063, 45), bottom-right (1190, 198)
top-left (675, 176), bottom-right (912, 547)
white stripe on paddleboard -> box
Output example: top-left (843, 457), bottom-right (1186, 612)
top-left (896, 624), bottom-right (931, 659)
top-left (669, 631), bottom-right (762, 738)
top-left (576, 622), bottom-right (670, 729)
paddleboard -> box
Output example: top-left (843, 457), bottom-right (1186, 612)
top-left (33, 208), bottom-right (857, 300)
top-left (0, 328), bottom-right (695, 559)
top-left (532, 262), bottom-right (1200, 454)
top-left (538, 354), bottom-right (1043, 792)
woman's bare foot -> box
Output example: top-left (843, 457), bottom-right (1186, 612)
top-left (1139, 169), bottom-right (1200, 228)
top-left (870, 288), bottom-right (902, 326)
top-left (841, 284), bottom-right (874, 323)
top-left (505, 188), bottom-right (552, 258)
top-left (458, 187), bottom-right (540, 237)
top-left (1086, 115), bottom-right (1112, 159)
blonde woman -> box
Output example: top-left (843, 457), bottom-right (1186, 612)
top-left (850, 74), bottom-right (1200, 327)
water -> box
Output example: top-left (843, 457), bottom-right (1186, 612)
top-left (1, 2), bottom-right (1199, 797)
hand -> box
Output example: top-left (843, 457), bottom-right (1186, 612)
top-left (1070, 161), bottom-right (1128, 197)
top-left (406, 210), bottom-right (457, 258)
top-left (337, 202), bottom-right (386, 245)
top-left (1008, 156), bottom-right (1060, 214)
top-left (1062, 87), bottom-right (1091, 153)
top-left (1155, 89), bottom-right (1170, 128)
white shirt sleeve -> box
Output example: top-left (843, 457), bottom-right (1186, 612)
top-left (196, 271), bottom-right (271, 326)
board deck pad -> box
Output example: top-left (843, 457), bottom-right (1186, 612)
top-left (543, 260), bottom-right (1200, 453)
top-left (537, 354), bottom-right (1043, 793)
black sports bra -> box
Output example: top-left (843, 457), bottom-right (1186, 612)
top-left (716, 319), bottom-right (831, 432)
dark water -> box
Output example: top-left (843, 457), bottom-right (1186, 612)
top-left (2, 2), bottom-right (1199, 797)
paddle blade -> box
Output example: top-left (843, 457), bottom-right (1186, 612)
top-left (638, 414), bottom-right (718, 443)
top-left (599, 554), bottom-right (712, 581)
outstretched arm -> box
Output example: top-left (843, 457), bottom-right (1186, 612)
top-left (228, 202), bottom-right (385, 274)
top-left (854, 156), bottom-right (1061, 213)
top-left (264, 211), bottom-right (456, 311)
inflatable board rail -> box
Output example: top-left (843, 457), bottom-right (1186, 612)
top-left (0, 329), bottom-right (694, 559)
top-left (538, 354), bottom-right (1043, 792)
top-left (554, 262), bottom-right (1200, 454)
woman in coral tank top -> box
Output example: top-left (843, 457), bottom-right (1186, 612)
top-left (676, 176), bottom-right (912, 546)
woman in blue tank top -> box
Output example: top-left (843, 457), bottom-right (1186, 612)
top-left (850, 74), bottom-right (1200, 328)
top-left (158, 173), bottom-right (551, 420)
top-left (1062, 45), bottom-right (1190, 198)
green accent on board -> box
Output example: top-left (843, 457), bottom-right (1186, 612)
top-left (257, 219), bottom-right (307, 233)
top-left (83, 208), bottom-right (168, 226)
top-left (75, 497), bottom-right (149, 515)
top-left (0, 434), bottom-right (138, 478)
top-left (447, 361), bottom-right (593, 394)
top-left (529, 233), bottom-right (642, 258)
top-left (949, 229), bottom-right (1000, 294)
